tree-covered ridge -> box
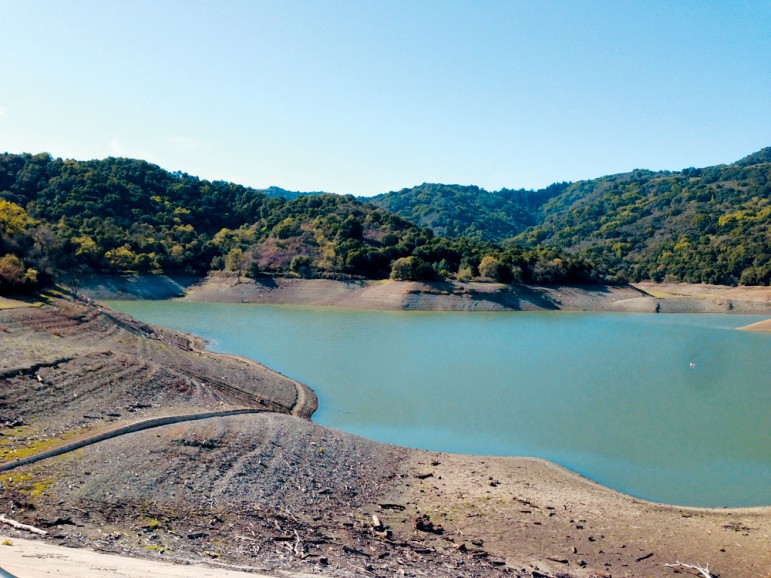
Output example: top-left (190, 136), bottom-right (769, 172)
top-left (366, 150), bottom-right (770, 285)
top-left (0, 153), bottom-right (415, 278)
top-left (2, 148), bottom-right (766, 292)
top-left (0, 153), bottom-right (597, 292)
top-left (259, 186), bottom-right (328, 200)
top-left (517, 148), bottom-right (771, 285)
top-left (366, 182), bottom-right (569, 243)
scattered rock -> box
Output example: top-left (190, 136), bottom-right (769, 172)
top-left (413, 514), bottom-right (443, 534)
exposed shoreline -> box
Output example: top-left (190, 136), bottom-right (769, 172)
top-left (1, 292), bottom-right (769, 577)
top-left (737, 318), bottom-right (771, 332)
top-left (79, 273), bottom-right (771, 315)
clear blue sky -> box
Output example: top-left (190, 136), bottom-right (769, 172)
top-left (1, 0), bottom-right (769, 196)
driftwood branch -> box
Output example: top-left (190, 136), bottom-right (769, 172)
top-left (664, 561), bottom-right (714, 578)
top-left (0, 514), bottom-right (48, 536)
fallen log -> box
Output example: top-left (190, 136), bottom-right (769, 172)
top-left (636, 552), bottom-right (654, 562)
top-left (0, 514), bottom-right (47, 536)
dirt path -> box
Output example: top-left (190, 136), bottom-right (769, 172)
top-left (0, 410), bottom-right (267, 474)
top-left (216, 352), bottom-right (318, 419)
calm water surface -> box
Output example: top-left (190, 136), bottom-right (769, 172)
top-left (107, 301), bottom-right (771, 507)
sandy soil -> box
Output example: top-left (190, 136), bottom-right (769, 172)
top-left (738, 318), bottom-right (771, 332)
top-left (1, 295), bottom-right (769, 577)
top-left (391, 453), bottom-right (770, 578)
top-left (0, 534), bottom-right (318, 578)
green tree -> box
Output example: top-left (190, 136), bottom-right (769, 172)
top-left (290, 255), bottom-right (312, 278)
top-left (389, 256), bottom-right (436, 281)
top-left (105, 245), bottom-right (138, 270)
top-left (478, 255), bottom-right (500, 280)
top-left (225, 247), bottom-right (245, 279)
top-left (0, 254), bottom-right (38, 293)
top-left (0, 200), bottom-right (35, 238)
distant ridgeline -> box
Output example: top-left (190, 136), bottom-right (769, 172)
top-left (366, 182), bottom-right (570, 243)
top-left (0, 153), bottom-right (595, 294)
top-left (258, 186), bottom-right (331, 200)
top-left (369, 148), bottom-right (771, 285)
top-left (0, 149), bottom-right (768, 294)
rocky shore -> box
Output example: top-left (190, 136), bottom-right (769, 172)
top-left (0, 292), bottom-right (769, 577)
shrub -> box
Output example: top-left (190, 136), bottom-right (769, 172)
top-left (0, 253), bottom-right (38, 293)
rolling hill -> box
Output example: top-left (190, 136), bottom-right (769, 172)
top-left (368, 149), bottom-right (770, 285)
top-left (0, 153), bottom-right (594, 293)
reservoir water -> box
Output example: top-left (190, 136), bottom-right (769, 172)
top-left (106, 301), bottom-right (770, 507)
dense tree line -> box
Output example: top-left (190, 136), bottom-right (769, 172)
top-left (5, 148), bottom-right (764, 293)
top-left (0, 153), bottom-right (596, 294)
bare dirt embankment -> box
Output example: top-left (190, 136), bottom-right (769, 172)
top-left (626, 282), bottom-right (771, 314)
top-left (1, 296), bottom-right (769, 577)
top-left (74, 273), bottom-right (200, 301)
top-left (180, 276), bottom-right (648, 312)
top-left (77, 273), bottom-right (771, 315)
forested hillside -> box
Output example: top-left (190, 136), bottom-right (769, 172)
top-left (369, 150), bottom-right (770, 286)
top-left (518, 148), bottom-right (770, 285)
top-left (367, 182), bottom-right (569, 243)
top-left (0, 153), bottom-right (595, 293)
top-left (2, 149), bottom-right (766, 293)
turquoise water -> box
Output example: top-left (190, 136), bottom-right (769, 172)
top-left (106, 301), bottom-right (771, 507)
